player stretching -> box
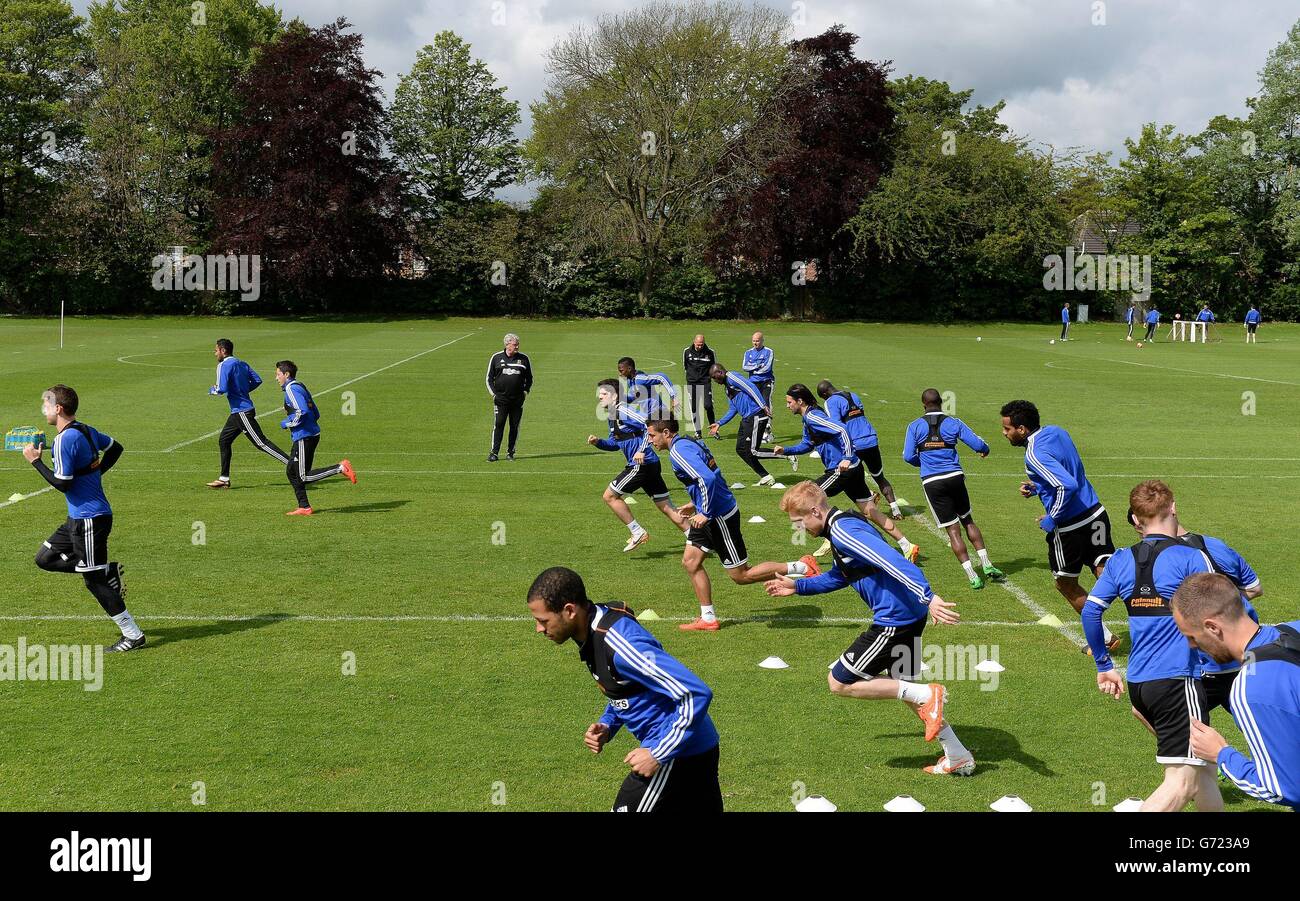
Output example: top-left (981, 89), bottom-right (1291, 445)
top-left (588, 379), bottom-right (687, 552)
top-left (645, 418), bottom-right (819, 632)
top-left (527, 566), bottom-right (723, 812)
top-left (207, 338), bottom-right (289, 488)
top-left (25, 385), bottom-right (145, 651)
top-left (816, 381), bottom-right (902, 520)
top-left (708, 363), bottom-right (788, 486)
top-left (1084, 480), bottom-right (1222, 811)
top-left (766, 482), bottom-right (971, 775)
top-left (275, 361), bottom-right (357, 516)
top-left (1000, 399), bottom-right (1119, 653)
top-left (903, 389), bottom-right (1003, 588)
top-left (773, 385), bottom-right (919, 563)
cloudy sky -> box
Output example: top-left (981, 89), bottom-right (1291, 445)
top-left (74, 0), bottom-right (1299, 199)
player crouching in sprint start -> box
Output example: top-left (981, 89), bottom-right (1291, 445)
top-left (527, 566), bottom-right (723, 812)
top-left (25, 385), bottom-right (145, 651)
top-left (767, 481), bottom-right (973, 775)
top-left (275, 361), bottom-right (357, 515)
top-left (645, 418), bottom-right (820, 632)
top-left (588, 379), bottom-right (687, 552)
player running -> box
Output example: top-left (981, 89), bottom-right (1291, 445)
top-left (816, 380), bottom-right (902, 520)
top-left (903, 389), bottom-right (1003, 588)
top-left (24, 385), bottom-right (145, 652)
top-left (617, 357), bottom-right (677, 418)
top-left (274, 361), bottom-right (357, 516)
top-left (588, 379), bottom-right (687, 552)
top-left (207, 338), bottom-right (289, 488)
top-left (645, 418), bottom-right (819, 632)
top-left (1000, 399), bottom-right (1119, 653)
top-left (707, 363), bottom-right (788, 486)
top-left (773, 385), bottom-right (919, 563)
top-left (527, 566), bottom-right (724, 812)
top-left (766, 482), bottom-right (971, 775)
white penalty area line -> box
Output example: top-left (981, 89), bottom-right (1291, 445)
top-left (160, 331), bottom-right (477, 452)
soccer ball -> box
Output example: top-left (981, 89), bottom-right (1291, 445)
top-left (976, 336), bottom-right (982, 342)
top-left (1049, 339), bottom-right (1056, 345)
top-left (1137, 342), bottom-right (1144, 348)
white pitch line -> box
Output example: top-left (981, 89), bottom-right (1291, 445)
top-left (0, 486), bottom-right (54, 509)
top-left (894, 496), bottom-right (1087, 650)
top-left (0, 612), bottom-right (1047, 626)
top-left (161, 331), bottom-right (477, 452)
top-left (1046, 357), bottom-right (1300, 388)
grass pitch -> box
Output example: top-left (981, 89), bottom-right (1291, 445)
top-left (0, 315), bottom-right (1293, 811)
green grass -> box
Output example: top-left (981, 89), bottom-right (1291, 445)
top-left (0, 315), bottom-right (1293, 811)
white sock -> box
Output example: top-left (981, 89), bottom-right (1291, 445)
top-left (217, 475), bottom-right (230, 482)
top-left (977, 548), bottom-right (991, 567)
top-left (786, 560), bottom-right (808, 575)
top-left (627, 520), bottom-right (643, 535)
top-left (961, 559), bottom-right (976, 579)
top-left (1103, 624), bottom-right (1115, 644)
top-left (112, 610), bottom-right (143, 640)
top-left (937, 725), bottom-right (969, 760)
top-left (898, 537), bottom-right (914, 554)
top-left (890, 502), bottom-right (902, 516)
top-left (896, 680), bottom-right (932, 705)
top-left (700, 604), bottom-right (717, 623)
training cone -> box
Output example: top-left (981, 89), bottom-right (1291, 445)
top-left (638, 609), bottom-right (660, 621)
top-left (975, 660), bottom-right (1005, 673)
top-left (730, 482), bottom-right (746, 489)
top-left (1112, 797), bottom-right (1144, 812)
top-left (884, 795), bottom-right (926, 812)
top-left (795, 795), bottom-right (837, 812)
top-left (990, 795), bottom-right (1033, 812)
top-left (1036, 614), bottom-right (1064, 628)
top-left (7, 493), bottom-right (24, 503)
top-left (758, 656), bottom-right (789, 669)
top-left (748, 515), bottom-right (766, 523)
top-left (624, 496), bottom-right (637, 505)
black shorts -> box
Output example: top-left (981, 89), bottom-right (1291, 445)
top-left (686, 507), bottom-right (748, 569)
top-left (1247, 322), bottom-right (1258, 334)
top-left (816, 462), bottom-right (872, 504)
top-left (856, 445), bottom-right (885, 478)
top-left (612, 744), bottom-right (723, 813)
top-left (736, 414), bottom-right (775, 455)
top-left (1046, 506), bottom-right (1115, 577)
top-left (44, 515), bottom-right (113, 573)
top-left (1202, 670), bottom-right (1239, 714)
top-left (608, 459), bottom-right (670, 500)
top-left (830, 619), bottom-right (927, 684)
top-left (922, 471), bottom-right (973, 527)
top-left (1130, 677), bottom-right (1208, 765)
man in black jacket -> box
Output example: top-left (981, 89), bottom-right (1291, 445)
top-left (682, 334), bottom-right (716, 440)
top-left (485, 333), bottom-right (533, 461)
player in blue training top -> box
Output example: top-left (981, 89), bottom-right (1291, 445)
top-left (1060, 302), bottom-right (1071, 341)
top-left (773, 385), bottom-right (919, 563)
top-left (207, 338), bottom-right (289, 489)
top-left (1000, 399), bottom-right (1119, 653)
top-left (616, 357), bottom-right (676, 419)
top-left (274, 361), bottom-right (356, 516)
top-left (24, 385), bottom-right (145, 652)
top-left (588, 378), bottom-right (687, 553)
top-left (708, 363), bottom-right (786, 485)
top-left (742, 331), bottom-right (775, 440)
top-left (646, 417), bottom-right (819, 632)
top-left (903, 388), bottom-right (1004, 589)
top-left (527, 566), bottom-right (723, 812)
top-left (1196, 304), bottom-right (1215, 324)
top-left (1143, 306), bottom-right (1161, 341)
top-left (1125, 302), bottom-right (1136, 341)
top-left (816, 380), bottom-right (902, 520)
top-left (766, 481), bottom-right (973, 776)
top-left (1084, 480), bottom-right (1222, 812)
top-left (1245, 304), bottom-right (1261, 344)
top-left (1174, 573), bottom-right (1300, 811)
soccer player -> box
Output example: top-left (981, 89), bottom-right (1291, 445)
top-left (816, 380), bottom-right (902, 520)
top-left (708, 363), bottom-right (785, 485)
top-left (485, 332), bottom-right (532, 462)
top-left (742, 331), bottom-right (775, 440)
top-left (1125, 302), bottom-right (1136, 340)
top-left (773, 385), bottom-right (919, 563)
top-left (1245, 304), bottom-right (1261, 343)
top-left (616, 357), bottom-right (676, 418)
top-left (24, 385), bottom-right (144, 652)
top-left (1060, 302), bottom-right (1071, 341)
top-left (526, 566), bottom-right (723, 812)
top-left (1196, 304), bottom-right (1215, 324)
top-left (588, 379), bottom-right (687, 552)
top-left (275, 361), bottom-right (357, 516)
top-left (1083, 480), bottom-right (1221, 812)
top-left (682, 334), bottom-right (717, 439)
top-left (645, 418), bottom-right (819, 632)
top-left (766, 481), bottom-right (971, 776)
top-left (1000, 399), bottom-right (1119, 652)
top-left (208, 338), bottom-right (289, 488)
top-left (903, 389), bottom-right (1003, 588)
top-left (1174, 573), bottom-right (1300, 810)
top-left (1143, 306), bottom-right (1161, 341)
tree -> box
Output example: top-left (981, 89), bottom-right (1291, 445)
top-left (707, 25), bottom-right (894, 284)
top-left (391, 30), bottom-right (521, 217)
top-left (525, 0), bottom-right (802, 310)
top-left (210, 18), bottom-right (405, 301)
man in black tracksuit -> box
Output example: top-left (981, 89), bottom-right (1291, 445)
top-left (486, 333), bottom-right (533, 461)
top-left (682, 334), bottom-right (716, 440)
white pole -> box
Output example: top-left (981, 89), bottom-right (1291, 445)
top-left (60, 300), bottom-right (64, 349)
